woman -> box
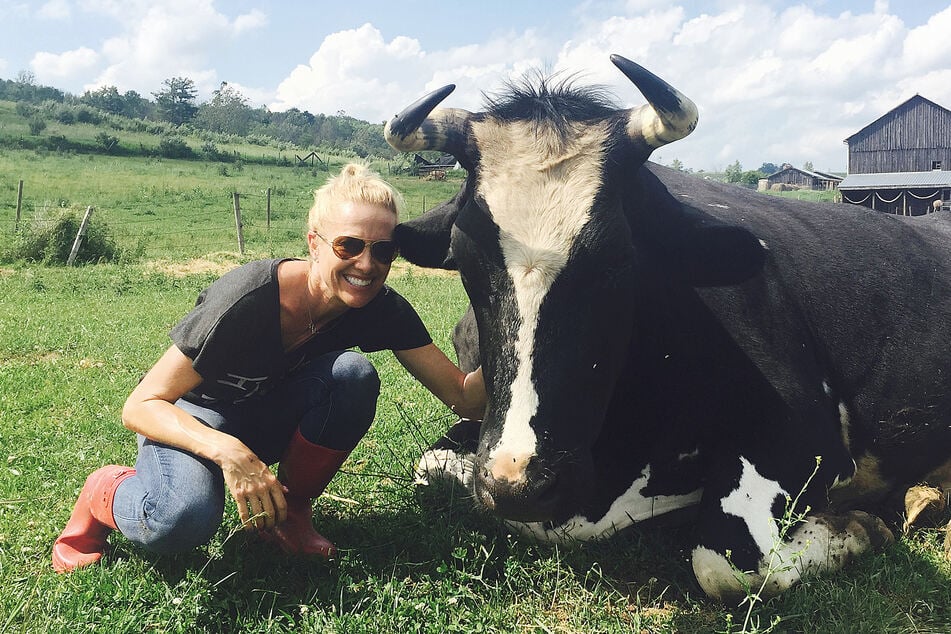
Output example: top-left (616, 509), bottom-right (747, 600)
top-left (52, 163), bottom-right (485, 572)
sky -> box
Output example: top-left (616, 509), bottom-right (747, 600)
top-left (1, 0), bottom-right (950, 173)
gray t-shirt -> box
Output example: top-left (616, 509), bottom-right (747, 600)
top-left (170, 258), bottom-right (432, 405)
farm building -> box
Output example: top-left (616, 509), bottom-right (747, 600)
top-left (838, 94), bottom-right (951, 215)
top-left (413, 153), bottom-right (458, 177)
top-left (760, 164), bottom-right (842, 191)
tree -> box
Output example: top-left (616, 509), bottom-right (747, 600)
top-left (120, 90), bottom-right (152, 119)
top-left (803, 161), bottom-right (814, 172)
top-left (81, 86), bottom-right (124, 115)
top-left (724, 160), bottom-right (743, 183)
top-left (153, 77), bottom-right (198, 126)
top-left (758, 162), bottom-right (779, 175)
top-left (669, 158), bottom-right (684, 171)
top-left (196, 82), bottom-right (253, 135)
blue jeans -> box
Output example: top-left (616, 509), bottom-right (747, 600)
top-left (111, 350), bottom-right (379, 554)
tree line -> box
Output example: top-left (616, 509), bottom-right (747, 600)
top-left (0, 72), bottom-right (394, 159)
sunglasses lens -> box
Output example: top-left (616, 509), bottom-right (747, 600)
top-left (370, 241), bottom-right (398, 263)
top-left (329, 236), bottom-right (397, 263)
top-left (332, 236), bottom-right (366, 259)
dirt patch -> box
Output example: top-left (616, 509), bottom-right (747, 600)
top-left (145, 257), bottom-right (457, 280)
top-left (390, 261), bottom-right (459, 278)
top-left (146, 257), bottom-right (241, 278)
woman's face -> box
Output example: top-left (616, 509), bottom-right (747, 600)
top-left (307, 200), bottom-right (397, 310)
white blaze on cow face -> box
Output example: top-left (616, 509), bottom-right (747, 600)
top-left (471, 117), bottom-right (609, 483)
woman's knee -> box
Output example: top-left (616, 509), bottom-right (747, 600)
top-left (124, 491), bottom-right (224, 554)
top-left (332, 351), bottom-right (380, 399)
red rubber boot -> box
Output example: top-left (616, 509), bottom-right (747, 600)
top-left (261, 429), bottom-right (349, 558)
top-left (52, 465), bottom-right (136, 573)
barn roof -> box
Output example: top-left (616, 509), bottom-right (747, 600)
top-left (766, 166), bottom-right (842, 182)
top-left (844, 94), bottom-right (951, 143)
top-left (838, 170), bottom-right (951, 190)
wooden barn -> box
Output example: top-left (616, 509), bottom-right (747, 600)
top-left (839, 94), bottom-right (951, 215)
top-left (761, 164), bottom-right (842, 191)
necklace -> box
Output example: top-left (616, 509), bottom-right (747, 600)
top-left (305, 299), bottom-right (318, 335)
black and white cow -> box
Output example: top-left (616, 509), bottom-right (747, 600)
top-left (384, 55), bottom-right (951, 601)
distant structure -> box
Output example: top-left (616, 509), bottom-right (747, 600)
top-left (760, 164), bottom-right (842, 192)
top-left (413, 153), bottom-right (458, 178)
top-left (838, 95), bottom-right (951, 215)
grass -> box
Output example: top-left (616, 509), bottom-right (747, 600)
top-left (1, 148), bottom-right (951, 632)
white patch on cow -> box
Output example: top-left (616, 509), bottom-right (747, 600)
top-left (707, 203), bottom-right (730, 209)
top-left (821, 380), bottom-right (832, 396)
top-left (471, 117), bottom-right (608, 480)
top-left (721, 457), bottom-right (788, 558)
top-left (758, 239), bottom-right (770, 250)
top-left (838, 400), bottom-right (851, 450)
top-left (507, 464), bottom-right (702, 542)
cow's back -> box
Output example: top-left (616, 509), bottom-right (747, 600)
top-left (647, 163), bottom-right (951, 487)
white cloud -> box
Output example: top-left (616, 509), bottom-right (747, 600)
top-left (31, 47), bottom-right (99, 80)
top-left (233, 9), bottom-right (267, 35)
top-left (270, 23), bottom-right (552, 123)
top-left (37, 0), bottom-right (71, 19)
top-left (59, 0), bottom-right (266, 98)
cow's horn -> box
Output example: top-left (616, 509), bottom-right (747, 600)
top-left (384, 84), bottom-right (471, 154)
top-left (611, 54), bottom-right (698, 150)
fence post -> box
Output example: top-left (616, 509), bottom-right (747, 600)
top-left (266, 188), bottom-right (271, 230)
top-left (66, 206), bottom-right (94, 266)
top-left (233, 192), bottom-right (245, 255)
top-left (15, 180), bottom-right (23, 232)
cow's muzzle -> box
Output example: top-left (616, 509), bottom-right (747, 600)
top-left (473, 454), bottom-right (563, 523)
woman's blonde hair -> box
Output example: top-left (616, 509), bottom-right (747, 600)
top-left (307, 163), bottom-right (404, 232)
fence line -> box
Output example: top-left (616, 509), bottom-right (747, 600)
top-left (2, 183), bottom-right (309, 261)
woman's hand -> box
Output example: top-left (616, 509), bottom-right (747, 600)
top-left (123, 345), bottom-right (288, 531)
top-left (217, 438), bottom-right (288, 530)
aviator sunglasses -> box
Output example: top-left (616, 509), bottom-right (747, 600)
top-left (314, 232), bottom-right (399, 264)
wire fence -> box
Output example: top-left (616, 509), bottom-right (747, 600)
top-left (0, 169), bottom-right (461, 264)
top-left (0, 186), bottom-right (316, 262)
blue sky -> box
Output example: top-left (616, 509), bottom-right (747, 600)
top-left (2, 0), bottom-right (950, 172)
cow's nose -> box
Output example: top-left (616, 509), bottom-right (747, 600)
top-left (475, 452), bottom-right (559, 521)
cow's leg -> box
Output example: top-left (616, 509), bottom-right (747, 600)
top-left (414, 419), bottom-right (481, 488)
top-left (691, 455), bottom-right (894, 603)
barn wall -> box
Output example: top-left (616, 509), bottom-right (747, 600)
top-left (848, 98), bottom-right (951, 174)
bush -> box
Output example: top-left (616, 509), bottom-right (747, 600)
top-left (96, 131), bottom-right (120, 152)
top-left (1, 210), bottom-right (120, 265)
top-left (28, 117), bottom-right (47, 135)
top-left (158, 135), bottom-right (192, 159)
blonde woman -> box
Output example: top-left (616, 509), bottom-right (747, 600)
top-left (52, 163), bottom-right (485, 572)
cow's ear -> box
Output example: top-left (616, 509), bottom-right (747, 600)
top-left (673, 223), bottom-right (766, 287)
top-left (394, 188), bottom-right (461, 270)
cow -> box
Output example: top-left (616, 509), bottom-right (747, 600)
top-left (383, 54), bottom-right (951, 602)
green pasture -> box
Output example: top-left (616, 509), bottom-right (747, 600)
top-left (1, 149), bottom-right (951, 632)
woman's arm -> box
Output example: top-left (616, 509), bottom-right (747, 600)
top-left (121, 345), bottom-right (287, 530)
top-left (393, 343), bottom-right (486, 420)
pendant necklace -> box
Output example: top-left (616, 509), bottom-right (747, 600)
top-left (305, 299), bottom-right (318, 335)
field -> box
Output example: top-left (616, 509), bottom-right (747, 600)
top-left (2, 148), bottom-right (951, 633)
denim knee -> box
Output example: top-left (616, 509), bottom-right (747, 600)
top-left (146, 494), bottom-right (223, 554)
top-left (332, 351), bottom-right (381, 401)
top-left (119, 484), bottom-right (225, 555)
